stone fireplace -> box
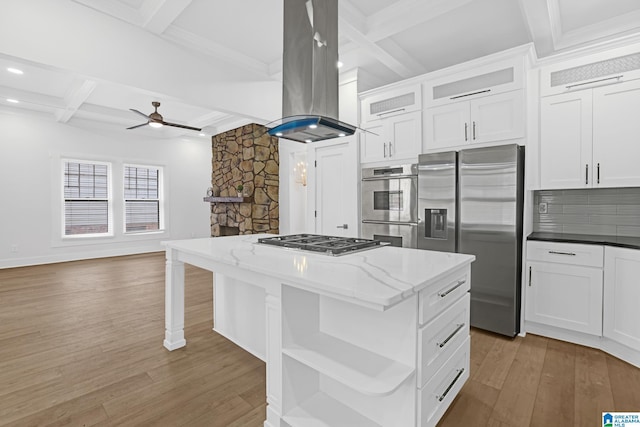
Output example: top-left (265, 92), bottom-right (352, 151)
top-left (209, 123), bottom-right (279, 237)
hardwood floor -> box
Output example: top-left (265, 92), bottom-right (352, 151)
top-left (0, 253), bottom-right (638, 426)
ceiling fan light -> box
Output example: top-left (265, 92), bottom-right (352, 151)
top-left (149, 122), bottom-right (163, 128)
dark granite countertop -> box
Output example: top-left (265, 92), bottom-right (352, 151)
top-left (528, 232), bottom-right (640, 250)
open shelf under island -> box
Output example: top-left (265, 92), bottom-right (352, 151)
top-left (163, 235), bottom-right (475, 427)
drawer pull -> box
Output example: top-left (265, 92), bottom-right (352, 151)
top-left (436, 368), bottom-right (465, 402)
top-left (437, 323), bottom-right (465, 348)
top-left (548, 250), bottom-right (576, 256)
top-left (438, 280), bottom-right (466, 298)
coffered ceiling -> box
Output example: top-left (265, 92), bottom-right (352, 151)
top-left (1, 0), bottom-right (640, 139)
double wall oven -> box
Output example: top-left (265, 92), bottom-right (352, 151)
top-left (361, 164), bottom-right (418, 248)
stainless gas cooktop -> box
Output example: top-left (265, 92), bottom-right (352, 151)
top-left (257, 234), bottom-right (386, 256)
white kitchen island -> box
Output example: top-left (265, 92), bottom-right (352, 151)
top-left (163, 235), bottom-right (475, 427)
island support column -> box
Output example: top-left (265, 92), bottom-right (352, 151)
top-left (264, 288), bottom-right (283, 426)
top-left (164, 248), bottom-right (186, 350)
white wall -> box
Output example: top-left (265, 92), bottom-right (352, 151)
top-left (0, 112), bottom-right (211, 268)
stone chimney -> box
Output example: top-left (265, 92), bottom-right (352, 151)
top-left (209, 124), bottom-right (279, 236)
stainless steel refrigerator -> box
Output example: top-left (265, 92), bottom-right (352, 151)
top-left (417, 144), bottom-right (524, 337)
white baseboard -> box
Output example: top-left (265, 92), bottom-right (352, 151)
top-left (525, 321), bottom-right (640, 368)
top-left (0, 244), bottom-right (164, 269)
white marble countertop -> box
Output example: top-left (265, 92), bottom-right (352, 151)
top-left (164, 235), bottom-right (475, 309)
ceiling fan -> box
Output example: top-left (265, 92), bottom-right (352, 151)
top-left (127, 101), bottom-right (201, 131)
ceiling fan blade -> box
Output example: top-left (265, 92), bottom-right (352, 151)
top-left (126, 123), bottom-right (149, 130)
top-left (130, 109), bottom-right (150, 119)
top-left (163, 121), bottom-right (202, 131)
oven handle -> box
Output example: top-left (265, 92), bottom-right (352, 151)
top-left (362, 220), bottom-right (417, 226)
top-left (362, 175), bottom-right (416, 181)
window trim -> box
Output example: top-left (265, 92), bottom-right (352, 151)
top-left (61, 158), bottom-right (114, 239)
top-left (122, 163), bottom-right (165, 235)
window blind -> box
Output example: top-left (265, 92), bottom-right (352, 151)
top-left (64, 161), bottom-right (110, 235)
top-left (124, 166), bottom-right (160, 232)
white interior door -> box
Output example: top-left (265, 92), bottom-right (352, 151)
top-left (314, 141), bottom-right (358, 237)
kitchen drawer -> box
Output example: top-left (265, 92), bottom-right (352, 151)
top-left (418, 293), bottom-right (470, 388)
top-left (418, 336), bottom-right (470, 427)
top-left (419, 266), bottom-right (470, 325)
top-left (527, 241), bottom-right (604, 268)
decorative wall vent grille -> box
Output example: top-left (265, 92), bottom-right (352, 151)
top-left (370, 93), bottom-right (415, 115)
top-left (550, 52), bottom-right (640, 87)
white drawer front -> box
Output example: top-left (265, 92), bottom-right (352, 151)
top-left (419, 266), bottom-right (470, 325)
top-left (418, 293), bottom-right (470, 388)
top-left (527, 241), bottom-right (604, 268)
top-left (418, 336), bottom-right (470, 427)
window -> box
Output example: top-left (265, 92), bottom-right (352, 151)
top-left (63, 161), bottom-right (111, 236)
top-left (124, 165), bottom-right (162, 232)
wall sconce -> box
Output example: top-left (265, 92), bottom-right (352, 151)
top-left (293, 161), bottom-right (307, 186)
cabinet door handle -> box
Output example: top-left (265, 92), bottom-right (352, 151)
top-left (438, 279), bottom-right (466, 298)
top-left (336, 224), bottom-right (348, 229)
top-left (450, 89), bottom-right (491, 100)
top-left (566, 75), bottom-right (623, 89)
top-left (464, 123), bottom-right (468, 141)
top-left (437, 323), bottom-right (465, 348)
top-left (597, 163), bottom-right (600, 184)
top-left (528, 266), bottom-right (532, 287)
top-left (376, 108), bottom-right (405, 117)
top-left (383, 142), bottom-right (387, 158)
top-left (548, 250), bottom-right (576, 256)
top-left (472, 121), bottom-right (476, 140)
top-left (585, 164), bottom-right (589, 185)
top-left (436, 368), bottom-right (465, 402)
top-left (388, 142), bottom-right (393, 156)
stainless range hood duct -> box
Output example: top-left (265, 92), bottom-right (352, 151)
top-left (267, 0), bottom-right (356, 143)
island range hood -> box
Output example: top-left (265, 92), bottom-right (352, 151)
top-left (267, 0), bottom-right (356, 143)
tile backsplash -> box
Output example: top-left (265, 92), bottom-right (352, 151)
top-left (533, 188), bottom-right (640, 237)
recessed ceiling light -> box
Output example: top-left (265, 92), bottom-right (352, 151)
top-left (305, 139), bottom-right (312, 143)
top-left (199, 133), bottom-right (206, 136)
top-left (7, 67), bottom-right (23, 75)
top-left (338, 133), bottom-right (346, 137)
top-left (6, 98), bottom-right (19, 103)
top-left (337, 61), bottom-right (344, 68)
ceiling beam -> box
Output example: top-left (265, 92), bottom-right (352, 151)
top-left (365, 0), bottom-right (474, 42)
top-left (339, 17), bottom-right (416, 79)
top-left (140, 0), bottom-right (193, 34)
top-left (517, 0), bottom-right (555, 57)
top-left (338, 1), bottom-right (423, 79)
top-left (162, 26), bottom-right (271, 77)
top-left (56, 79), bottom-right (97, 123)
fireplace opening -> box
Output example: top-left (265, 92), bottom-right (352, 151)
top-left (219, 226), bottom-right (240, 236)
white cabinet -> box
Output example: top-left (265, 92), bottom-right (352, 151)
top-left (604, 246), bottom-right (640, 352)
top-left (360, 111), bottom-right (421, 164)
top-left (361, 84), bottom-right (421, 123)
top-left (424, 90), bottom-right (524, 151)
top-left (540, 79), bottom-right (640, 189)
top-left (525, 241), bottom-right (603, 336)
top-left (593, 79), bottom-right (640, 187)
top-left (540, 91), bottom-right (593, 189)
